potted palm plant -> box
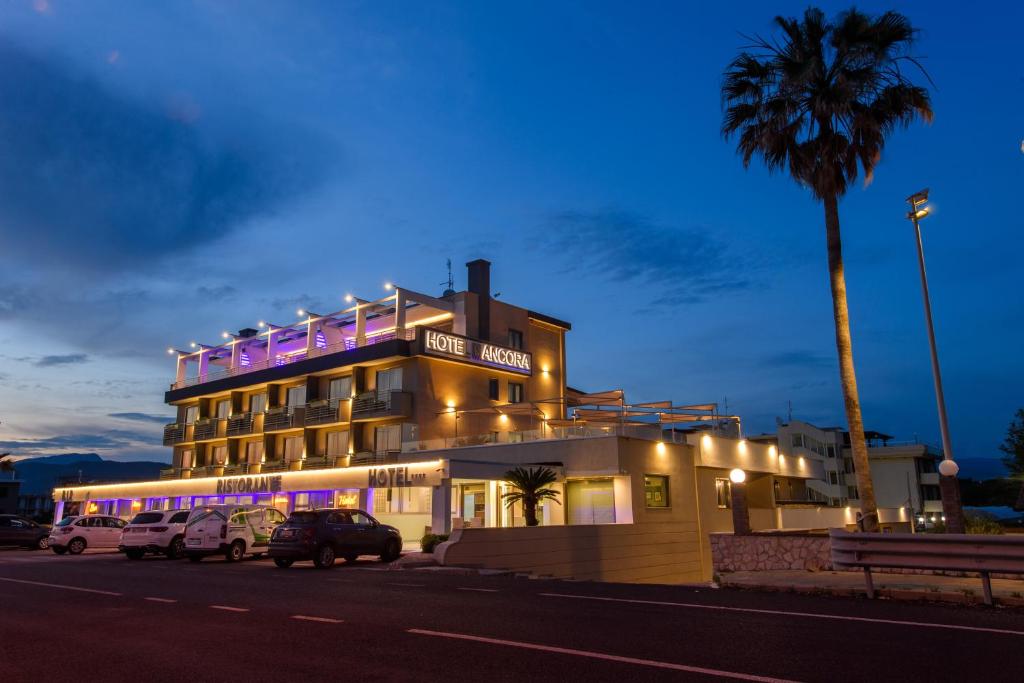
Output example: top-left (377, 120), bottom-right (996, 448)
top-left (501, 466), bottom-right (561, 527)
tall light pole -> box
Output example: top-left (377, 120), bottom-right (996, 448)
top-left (906, 189), bottom-right (965, 533)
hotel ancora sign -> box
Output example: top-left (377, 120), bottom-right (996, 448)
top-left (422, 328), bottom-right (532, 375)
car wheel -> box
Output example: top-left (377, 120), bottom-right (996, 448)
top-left (126, 547), bottom-right (146, 560)
top-left (313, 544), bottom-right (336, 569)
top-left (380, 538), bottom-right (401, 563)
top-left (225, 540), bottom-right (245, 562)
top-left (273, 558), bottom-right (294, 569)
top-left (343, 553), bottom-right (359, 564)
top-left (166, 536), bottom-right (184, 560)
top-left (36, 536), bottom-right (50, 551)
top-left (52, 546), bottom-right (68, 555)
top-left (68, 538), bottom-right (86, 555)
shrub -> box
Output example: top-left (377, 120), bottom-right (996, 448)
top-left (421, 533), bottom-right (450, 553)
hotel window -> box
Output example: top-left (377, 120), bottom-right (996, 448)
top-left (284, 436), bottom-right (303, 461)
top-left (215, 400), bottom-right (230, 419)
top-left (245, 441), bottom-right (264, 464)
top-left (375, 367), bottom-right (403, 399)
top-left (508, 382), bottom-right (524, 403)
top-left (644, 475), bottom-right (670, 508)
top-left (184, 405), bottom-right (198, 424)
top-left (326, 431), bottom-right (349, 457)
top-left (211, 445), bottom-right (228, 465)
top-left (791, 433), bottom-right (805, 449)
top-left (508, 329), bottom-right (524, 350)
top-left (374, 424), bottom-right (402, 455)
top-left (828, 471), bottom-right (839, 485)
top-left (286, 385), bottom-right (307, 408)
top-left (329, 377), bottom-right (352, 401)
top-left (508, 431), bottom-right (524, 443)
top-left (715, 478), bottom-right (732, 509)
top-left (488, 378), bottom-right (499, 401)
top-left (180, 449), bottom-right (195, 469)
top-left (250, 393), bottom-right (267, 413)
top-left (847, 485), bottom-right (860, 499)
top-left (826, 445), bottom-right (838, 458)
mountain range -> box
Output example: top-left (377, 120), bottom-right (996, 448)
top-left (4, 453), bottom-right (166, 495)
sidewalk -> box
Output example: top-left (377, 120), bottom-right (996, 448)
top-left (721, 570), bottom-right (1024, 607)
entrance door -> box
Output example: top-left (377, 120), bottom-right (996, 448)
top-left (461, 484), bottom-right (486, 527)
top-left (566, 480), bottom-right (616, 525)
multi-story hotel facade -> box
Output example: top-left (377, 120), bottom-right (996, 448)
top-left (53, 260), bottom-right (828, 581)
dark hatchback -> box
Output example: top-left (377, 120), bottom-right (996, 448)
top-left (0, 514), bottom-right (50, 550)
top-left (268, 508), bottom-right (402, 569)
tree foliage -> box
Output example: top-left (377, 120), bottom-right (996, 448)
top-left (501, 466), bottom-right (561, 527)
top-left (999, 408), bottom-right (1024, 476)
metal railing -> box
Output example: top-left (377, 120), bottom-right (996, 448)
top-left (162, 423), bottom-right (190, 446)
top-left (171, 328), bottom-right (417, 390)
top-left (351, 391), bottom-right (411, 420)
top-left (193, 418), bottom-right (225, 441)
top-left (227, 412), bottom-right (256, 436)
top-left (304, 399), bottom-right (348, 426)
top-left (264, 407), bottom-right (304, 432)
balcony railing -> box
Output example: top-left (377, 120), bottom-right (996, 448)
top-left (162, 423), bottom-right (191, 446)
top-left (193, 417), bottom-right (226, 441)
top-left (351, 391), bottom-right (412, 422)
top-left (264, 407), bottom-right (305, 432)
top-left (304, 399), bottom-right (350, 427)
top-left (227, 412), bottom-right (256, 436)
top-left (171, 328), bottom-right (417, 390)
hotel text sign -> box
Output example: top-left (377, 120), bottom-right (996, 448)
top-left (423, 329), bottom-right (532, 375)
top-left (216, 475), bottom-right (283, 495)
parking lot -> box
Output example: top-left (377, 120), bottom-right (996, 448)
top-left (3, 545), bottom-right (1024, 682)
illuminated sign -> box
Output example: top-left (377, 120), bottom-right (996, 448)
top-left (368, 466), bottom-right (428, 488)
top-left (216, 475), bottom-right (283, 495)
top-left (422, 329), bottom-right (532, 375)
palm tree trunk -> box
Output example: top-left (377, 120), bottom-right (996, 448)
top-left (824, 194), bottom-right (880, 532)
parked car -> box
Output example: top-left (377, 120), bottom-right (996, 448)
top-left (119, 509), bottom-right (191, 559)
top-left (49, 515), bottom-right (127, 555)
top-left (183, 504), bottom-right (287, 562)
top-left (0, 514), bottom-right (50, 550)
top-left (268, 508), bottom-right (402, 569)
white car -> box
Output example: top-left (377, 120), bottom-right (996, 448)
top-left (119, 509), bottom-right (190, 559)
top-left (183, 504), bottom-right (287, 562)
top-left (50, 515), bottom-right (127, 555)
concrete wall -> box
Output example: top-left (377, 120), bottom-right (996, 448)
top-left (436, 521), bottom-right (703, 583)
top-left (710, 532), bottom-right (832, 572)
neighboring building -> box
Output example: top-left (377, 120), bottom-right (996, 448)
top-left (0, 479), bottom-right (20, 515)
top-left (756, 419), bottom-right (943, 523)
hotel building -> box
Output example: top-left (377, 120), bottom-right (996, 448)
top-left (53, 260), bottom-right (828, 582)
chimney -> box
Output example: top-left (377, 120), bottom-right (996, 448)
top-left (466, 259), bottom-right (491, 340)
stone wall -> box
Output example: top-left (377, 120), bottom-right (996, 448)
top-left (710, 532), bottom-right (832, 572)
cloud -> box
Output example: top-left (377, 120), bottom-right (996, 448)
top-left (0, 38), bottom-right (338, 271)
top-left (536, 209), bottom-right (751, 305)
top-left (34, 354), bottom-right (89, 367)
top-left (0, 429), bottom-right (156, 452)
top-left (108, 412), bottom-right (172, 424)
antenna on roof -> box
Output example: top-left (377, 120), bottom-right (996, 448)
top-left (441, 258), bottom-right (455, 297)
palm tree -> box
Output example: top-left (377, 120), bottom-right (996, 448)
top-left (722, 8), bottom-right (933, 531)
top-left (501, 466), bottom-right (561, 527)
top-left (0, 454), bottom-right (15, 480)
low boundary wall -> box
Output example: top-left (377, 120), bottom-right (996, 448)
top-left (435, 522), bottom-right (703, 584)
top-left (710, 532), bottom-right (832, 572)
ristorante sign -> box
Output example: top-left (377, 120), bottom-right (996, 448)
top-left (422, 328), bottom-right (532, 375)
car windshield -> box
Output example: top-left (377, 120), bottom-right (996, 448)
top-left (285, 512), bottom-right (321, 525)
top-left (55, 517), bottom-right (77, 527)
top-left (130, 513), bottom-right (164, 525)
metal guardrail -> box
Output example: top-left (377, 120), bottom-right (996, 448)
top-left (829, 529), bottom-right (1024, 605)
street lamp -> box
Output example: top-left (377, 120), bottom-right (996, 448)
top-left (906, 189), bottom-right (965, 533)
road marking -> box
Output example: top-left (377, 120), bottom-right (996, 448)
top-left (210, 605), bottom-right (250, 612)
top-left (407, 628), bottom-right (797, 682)
top-left (145, 597), bottom-right (177, 603)
top-left (388, 582), bottom-right (425, 587)
top-left (457, 587), bottom-right (499, 593)
top-left (291, 615), bottom-right (344, 624)
top-left (539, 593), bottom-right (1024, 637)
top-left (0, 576), bottom-right (121, 596)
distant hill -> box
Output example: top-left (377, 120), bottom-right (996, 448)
top-left (9, 453), bottom-right (165, 495)
top-left (957, 458), bottom-right (1010, 481)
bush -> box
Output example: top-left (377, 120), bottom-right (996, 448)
top-left (928, 512), bottom-right (1004, 535)
top-left (420, 533), bottom-right (450, 553)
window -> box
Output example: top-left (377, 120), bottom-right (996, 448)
top-left (374, 424), bottom-right (401, 455)
top-left (791, 433), bottom-right (805, 449)
top-left (508, 329), bottom-right (524, 350)
top-left (644, 475), bottom-right (670, 508)
top-left (375, 367), bottom-right (403, 399)
top-left (184, 405), bottom-right (198, 424)
top-left (327, 512), bottom-right (352, 525)
top-left (826, 445), bottom-right (837, 459)
top-left (326, 431), bottom-right (349, 457)
top-left (250, 393), bottom-right (267, 414)
top-left (566, 480), bottom-right (615, 524)
top-left (264, 508), bottom-right (287, 524)
top-left (508, 382), bottom-right (524, 403)
top-left (215, 400), bottom-right (230, 419)
top-left (350, 512), bottom-right (373, 526)
top-left (105, 517), bottom-right (126, 528)
top-left (508, 431), bottom-right (524, 443)
top-left (286, 385), bottom-right (307, 407)
top-left (488, 378), bottom-right (499, 401)
top-left (169, 511), bottom-right (190, 524)
top-left (828, 471), bottom-right (839, 485)
top-left (245, 441), bottom-right (264, 464)
top-left (329, 377), bottom-right (352, 400)
top-left (284, 437), bottom-right (303, 461)
top-left (212, 445), bottom-right (228, 465)
top-left (843, 457), bottom-right (855, 474)
top-left (715, 478), bottom-right (732, 508)
top-left (847, 485), bottom-right (860, 499)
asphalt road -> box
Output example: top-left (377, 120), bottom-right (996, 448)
top-left (1, 547), bottom-right (1022, 682)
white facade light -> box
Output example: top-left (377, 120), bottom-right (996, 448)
top-left (938, 459), bottom-right (959, 477)
top-left (729, 468), bottom-right (746, 484)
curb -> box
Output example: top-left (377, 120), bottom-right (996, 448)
top-left (722, 581), bottom-right (1024, 608)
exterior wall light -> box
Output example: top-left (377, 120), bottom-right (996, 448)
top-left (938, 459), bottom-right (959, 477)
top-left (499, 413), bottom-right (508, 423)
top-left (655, 441), bottom-right (666, 456)
top-left (729, 468), bottom-right (746, 484)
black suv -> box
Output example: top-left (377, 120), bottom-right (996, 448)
top-left (268, 508), bottom-right (402, 569)
top-left (0, 514), bottom-right (50, 550)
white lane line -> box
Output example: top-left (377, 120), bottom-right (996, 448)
top-left (145, 597), bottom-right (177, 603)
top-left (388, 582), bottom-right (425, 587)
top-left (457, 587), bottom-right (499, 593)
top-left (407, 628), bottom-right (797, 682)
top-left (0, 576), bottom-right (121, 596)
top-left (210, 605), bottom-right (250, 612)
top-left (291, 615), bottom-right (344, 624)
top-left (540, 593), bottom-right (1024, 637)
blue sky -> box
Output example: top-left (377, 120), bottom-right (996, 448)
top-left (0, 1), bottom-right (1021, 463)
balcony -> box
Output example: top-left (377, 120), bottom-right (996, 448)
top-left (351, 391), bottom-right (412, 422)
top-left (193, 418), bottom-right (226, 441)
top-left (264, 407), bottom-right (305, 432)
top-left (227, 412), bottom-right (257, 437)
top-left (162, 423), bottom-right (192, 446)
top-left (304, 399), bottom-right (350, 427)
top-left (299, 454), bottom-right (350, 470)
